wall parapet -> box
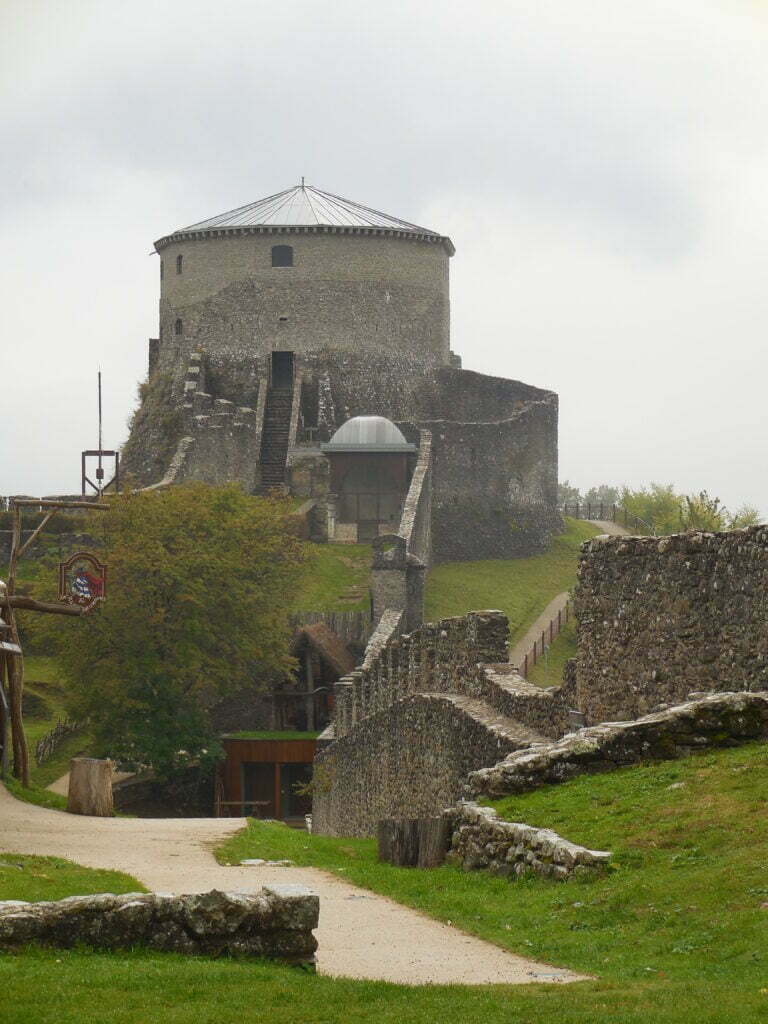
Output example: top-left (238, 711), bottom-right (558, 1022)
top-left (332, 610), bottom-right (510, 740)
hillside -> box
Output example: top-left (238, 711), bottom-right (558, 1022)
top-left (213, 740), bottom-right (768, 1023)
top-left (425, 518), bottom-right (600, 644)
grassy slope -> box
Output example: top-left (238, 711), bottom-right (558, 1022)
top-left (7, 655), bottom-right (92, 810)
top-left (294, 543), bottom-right (372, 612)
top-left (0, 854), bottom-right (144, 902)
top-left (3, 744), bottom-right (768, 1021)
top-left (425, 518), bottom-right (601, 644)
top-left (527, 619), bottom-right (577, 687)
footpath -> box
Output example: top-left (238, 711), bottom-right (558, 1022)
top-left (0, 783), bottom-right (585, 986)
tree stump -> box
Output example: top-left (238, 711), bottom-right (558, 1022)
top-left (377, 817), bottom-right (450, 868)
top-left (67, 757), bottom-right (114, 817)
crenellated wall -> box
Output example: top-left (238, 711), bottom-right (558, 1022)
top-left (312, 610), bottom-right (576, 836)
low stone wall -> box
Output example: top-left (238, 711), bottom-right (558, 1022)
top-left (446, 802), bottom-right (610, 880)
top-left (0, 887), bottom-right (318, 963)
top-left (575, 527), bottom-right (768, 723)
top-left (468, 691), bottom-right (768, 799)
top-left (312, 692), bottom-right (535, 837)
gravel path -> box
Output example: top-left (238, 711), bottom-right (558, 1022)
top-left (0, 784), bottom-right (586, 986)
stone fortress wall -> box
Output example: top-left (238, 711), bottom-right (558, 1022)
top-left (312, 611), bottom-right (572, 837)
top-left (123, 191), bottom-right (561, 564)
top-left (314, 523), bottom-right (768, 842)
top-left (574, 526), bottom-right (768, 724)
top-left (154, 231), bottom-right (451, 379)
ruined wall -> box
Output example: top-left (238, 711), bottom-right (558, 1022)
top-left (370, 431), bottom-right (432, 631)
top-left (575, 527), bottom-right (768, 724)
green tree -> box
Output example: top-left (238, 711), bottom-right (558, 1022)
top-left (55, 484), bottom-right (307, 778)
top-left (558, 480), bottom-right (581, 505)
top-left (729, 505), bottom-right (761, 529)
top-left (582, 484), bottom-right (620, 507)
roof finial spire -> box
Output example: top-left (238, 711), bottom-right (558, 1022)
top-left (301, 176), bottom-right (305, 188)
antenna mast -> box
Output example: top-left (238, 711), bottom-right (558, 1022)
top-left (97, 370), bottom-right (103, 495)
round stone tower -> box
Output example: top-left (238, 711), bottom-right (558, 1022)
top-left (152, 183), bottom-right (454, 379)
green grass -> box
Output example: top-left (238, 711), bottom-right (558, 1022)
top-left (3, 744), bottom-right (768, 1021)
top-left (223, 731), bottom-right (320, 741)
top-left (294, 542), bottom-right (372, 612)
top-left (425, 518), bottom-right (601, 644)
top-left (527, 620), bottom-right (577, 687)
top-left (0, 853), bottom-right (144, 903)
top-left (212, 741), bottom-right (768, 1022)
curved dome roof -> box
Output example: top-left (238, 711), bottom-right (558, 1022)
top-left (155, 184), bottom-right (454, 255)
top-left (322, 416), bottom-right (415, 453)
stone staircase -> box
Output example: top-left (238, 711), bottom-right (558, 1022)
top-left (259, 386), bottom-right (293, 490)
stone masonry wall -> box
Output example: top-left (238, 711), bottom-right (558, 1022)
top-left (312, 692), bottom-right (528, 837)
top-left (370, 430), bottom-right (432, 632)
top-left (469, 690), bottom-right (768, 800)
top-left (312, 610), bottom-right (579, 836)
top-left (575, 527), bottom-right (768, 723)
top-left (155, 232), bottom-right (450, 376)
top-left (446, 802), bottom-right (610, 880)
top-left (0, 887), bottom-right (318, 963)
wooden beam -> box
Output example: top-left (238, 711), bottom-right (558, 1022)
top-left (0, 596), bottom-right (84, 617)
top-left (18, 509), bottom-right (57, 559)
top-left (11, 499), bottom-right (110, 510)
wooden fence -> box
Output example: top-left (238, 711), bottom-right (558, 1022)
top-left (289, 609), bottom-right (371, 647)
top-left (561, 503), bottom-right (655, 535)
top-left (519, 598), bottom-right (573, 679)
top-left (35, 718), bottom-right (80, 766)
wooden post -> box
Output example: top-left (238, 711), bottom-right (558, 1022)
top-left (6, 505), bottom-right (29, 786)
top-left (67, 757), bottom-right (114, 816)
top-left (377, 818), bottom-right (449, 868)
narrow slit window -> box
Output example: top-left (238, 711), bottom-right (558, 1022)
top-left (176, 254), bottom-right (183, 274)
top-left (174, 318), bottom-right (183, 336)
top-left (271, 245), bottom-right (293, 268)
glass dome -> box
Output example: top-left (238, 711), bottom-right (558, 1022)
top-left (322, 416), bottom-right (415, 452)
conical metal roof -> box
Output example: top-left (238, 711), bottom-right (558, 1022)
top-left (181, 184), bottom-right (435, 233)
top-left (155, 184), bottom-right (454, 254)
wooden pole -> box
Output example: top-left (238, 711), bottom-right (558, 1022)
top-left (5, 504), bottom-right (29, 785)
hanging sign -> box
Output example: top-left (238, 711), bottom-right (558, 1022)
top-left (58, 552), bottom-right (107, 613)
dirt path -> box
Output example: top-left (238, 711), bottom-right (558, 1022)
top-left (509, 520), bottom-right (630, 671)
top-left (0, 784), bottom-right (585, 986)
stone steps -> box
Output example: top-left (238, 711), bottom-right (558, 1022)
top-left (259, 386), bottom-right (294, 490)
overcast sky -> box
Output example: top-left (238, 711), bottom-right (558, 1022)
top-left (1, 0), bottom-right (766, 516)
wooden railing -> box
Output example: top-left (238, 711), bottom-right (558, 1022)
top-left (35, 718), bottom-right (80, 766)
top-left (519, 599), bottom-right (573, 679)
top-left (561, 503), bottom-right (656, 535)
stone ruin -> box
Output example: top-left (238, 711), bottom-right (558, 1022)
top-left (312, 524), bottom-right (768, 877)
top-left (0, 887), bottom-right (318, 964)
